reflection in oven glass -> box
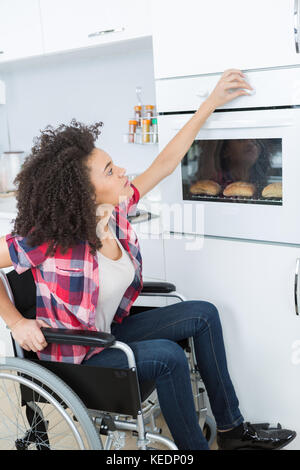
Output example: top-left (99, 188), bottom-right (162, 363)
top-left (182, 138), bottom-right (282, 205)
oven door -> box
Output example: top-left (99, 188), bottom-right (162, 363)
top-left (157, 108), bottom-right (300, 244)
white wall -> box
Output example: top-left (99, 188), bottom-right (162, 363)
top-left (0, 72), bottom-right (8, 154)
top-left (0, 37), bottom-right (158, 175)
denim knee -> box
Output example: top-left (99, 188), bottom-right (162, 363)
top-left (183, 300), bottom-right (220, 325)
top-left (156, 339), bottom-right (189, 373)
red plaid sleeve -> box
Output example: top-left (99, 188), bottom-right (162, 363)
top-left (127, 183), bottom-right (140, 216)
top-left (117, 183), bottom-right (140, 216)
top-left (6, 233), bottom-right (49, 274)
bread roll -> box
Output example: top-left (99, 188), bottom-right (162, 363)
top-left (189, 180), bottom-right (221, 196)
top-left (223, 181), bottom-right (255, 197)
top-left (261, 182), bottom-right (282, 199)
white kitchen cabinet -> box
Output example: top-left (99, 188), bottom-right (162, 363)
top-left (0, 0), bottom-right (43, 63)
top-left (164, 234), bottom-right (300, 449)
top-left (40, 0), bottom-right (152, 55)
top-left (151, 0), bottom-right (300, 79)
top-left (135, 230), bottom-right (165, 280)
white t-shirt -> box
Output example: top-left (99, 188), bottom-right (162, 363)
top-left (95, 221), bottom-right (135, 333)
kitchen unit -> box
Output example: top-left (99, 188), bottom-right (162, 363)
top-left (39, 0), bottom-right (152, 55)
top-left (0, 0), bottom-right (152, 64)
top-left (164, 234), bottom-right (300, 442)
top-left (156, 68), bottom-right (300, 245)
top-left (150, 1), bottom-right (300, 449)
top-left (0, 0), bottom-right (43, 63)
top-left (151, 0), bottom-right (300, 79)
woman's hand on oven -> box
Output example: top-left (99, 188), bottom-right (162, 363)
top-left (206, 69), bottom-right (253, 109)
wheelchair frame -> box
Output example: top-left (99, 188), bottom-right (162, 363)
top-left (0, 269), bottom-right (215, 450)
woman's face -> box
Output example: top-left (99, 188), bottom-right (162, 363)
top-left (223, 139), bottom-right (260, 167)
top-left (86, 147), bottom-right (133, 206)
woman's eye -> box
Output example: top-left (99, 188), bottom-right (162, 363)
top-left (107, 168), bottom-right (113, 175)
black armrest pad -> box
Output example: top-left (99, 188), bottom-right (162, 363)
top-left (141, 281), bottom-right (176, 294)
top-left (41, 328), bottom-right (115, 348)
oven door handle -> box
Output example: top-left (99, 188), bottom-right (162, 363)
top-left (295, 258), bottom-right (300, 316)
top-left (172, 118), bottom-right (293, 131)
top-left (295, 0), bottom-right (300, 53)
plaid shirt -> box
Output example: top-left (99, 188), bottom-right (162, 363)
top-left (6, 184), bottom-right (143, 364)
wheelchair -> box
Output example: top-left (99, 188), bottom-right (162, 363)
top-left (0, 267), bottom-right (217, 450)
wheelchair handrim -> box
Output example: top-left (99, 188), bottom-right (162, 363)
top-left (0, 357), bottom-right (102, 450)
top-left (0, 372), bottom-right (85, 449)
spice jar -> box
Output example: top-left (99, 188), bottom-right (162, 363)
top-left (128, 120), bottom-right (138, 143)
top-left (134, 105), bottom-right (142, 126)
top-left (151, 118), bottom-right (158, 143)
top-left (145, 105), bottom-right (155, 118)
top-left (142, 119), bottom-right (151, 143)
top-left (134, 126), bottom-right (142, 144)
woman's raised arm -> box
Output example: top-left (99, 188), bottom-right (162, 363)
top-left (132, 69), bottom-right (253, 199)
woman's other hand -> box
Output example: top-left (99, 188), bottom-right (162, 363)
top-left (206, 69), bottom-right (253, 109)
top-left (11, 318), bottom-right (50, 353)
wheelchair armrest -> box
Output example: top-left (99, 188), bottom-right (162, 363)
top-left (41, 328), bottom-right (115, 348)
top-left (141, 281), bottom-right (176, 294)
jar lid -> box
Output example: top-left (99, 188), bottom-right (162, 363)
top-left (142, 119), bottom-right (151, 123)
top-left (129, 120), bottom-right (138, 124)
top-left (134, 105), bottom-right (142, 110)
top-left (145, 105), bottom-right (155, 109)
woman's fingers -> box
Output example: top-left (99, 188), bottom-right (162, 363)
top-left (37, 320), bottom-right (50, 328)
top-left (36, 320), bottom-right (49, 348)
top-left (224, 80), bottom-right (252, 91)
top-left (26, 339), bottom-right (38, 353)
top-left (222, 69), bottom-right (245, 79)
top-left (225, 73), bottom-right (248, 83)
top-left (223, 73), bottom-right (253, 89)
top-left (28, 336), bottom-right (45, 352)
top-left (229, 89), bottom-right (250, 100)
top-left (35, 327), bottom-right (48, 350)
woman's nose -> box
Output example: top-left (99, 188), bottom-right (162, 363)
top-left (118, 167), bottom-right (126, 177)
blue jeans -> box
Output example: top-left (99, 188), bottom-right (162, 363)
top-left (82, 300), bottom-right (244, 450)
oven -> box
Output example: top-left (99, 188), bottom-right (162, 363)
top-left (155, 68), bottom-right (300, 244)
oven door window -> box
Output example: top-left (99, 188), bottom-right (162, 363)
top-left (182, 138), bottom-right (282, 205)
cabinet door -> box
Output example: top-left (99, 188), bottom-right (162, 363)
top-left (164, 234), bottom-right (300, 449)
top-left (0, 0), bottom-right (43, 63)
top-left (136, 232), bottom-right (165, 280)
top-left (151, 0), bottom-right (300, 78)
top-left (40, 0), bottom-right (152, 54)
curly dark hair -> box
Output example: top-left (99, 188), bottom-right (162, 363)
top-left (11, 119), bottom-right (104, 257)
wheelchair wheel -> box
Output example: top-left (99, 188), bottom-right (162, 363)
top-left (0, 357), bottom-right (102, 450)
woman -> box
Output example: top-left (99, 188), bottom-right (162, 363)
top-left (0, 69), bottom-right (296, 450)
top-left (195, 138), bottom-right (271, 187)
top-left (216, 138), bottom-right (271, 186)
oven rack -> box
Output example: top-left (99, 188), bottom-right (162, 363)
top-left (188, 193), bottom-right (282, 206)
